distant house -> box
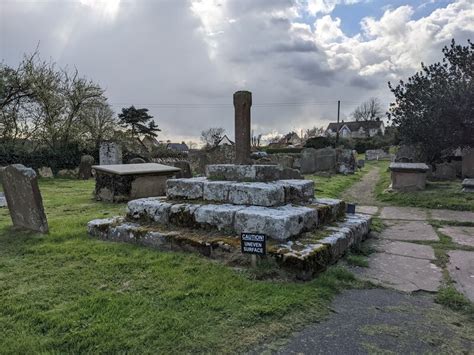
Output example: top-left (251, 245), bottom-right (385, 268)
top-left (216, 135), bottom-right (234, 146)
top-left (166, 142), bottom-right (189, 153)
top-left (141, 136), bottom-right (160, 152)
top-left (325, 120), bottom-right (385, 138)
top-left (271, 132), bottom-right (303, 147)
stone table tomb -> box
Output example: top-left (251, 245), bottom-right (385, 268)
top-left (389, 162), bottom-right (430, 192)
top-left (93, 163), bottom-right (181, 202)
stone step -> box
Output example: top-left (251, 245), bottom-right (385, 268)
top-left (167, 178), bottom-right (314, 207)
top-left (126, 198), bottom-right (318, 240)
top-left (205, 164), bottom-right (302, 182)
top-left (87, 213), bottom-right (371, 280)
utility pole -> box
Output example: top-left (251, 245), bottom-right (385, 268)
top-left (335, 100), bottom-right (340, 147)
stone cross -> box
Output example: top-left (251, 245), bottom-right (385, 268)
top-left (2, 164), bottom-right (49, 233)
top-left (234, 90), bottom-right (252, 165)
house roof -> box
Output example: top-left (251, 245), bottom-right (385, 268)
top-left (216, 135), bottom-right (234, 146)
top-left (326, 120), bottom-right (383, 132)
top-left (166, 143), bottom-right (189, 152)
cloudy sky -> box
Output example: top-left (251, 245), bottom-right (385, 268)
top-left (1, 0), bottom-right (473, 143)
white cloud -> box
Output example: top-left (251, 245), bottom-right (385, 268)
top-left (304, 0), bottom-right (364, 16)
top-left (1, 0), bottom-right (473, 142)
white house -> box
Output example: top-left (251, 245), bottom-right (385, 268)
top-left (325, 120), bottom-right (385, 138)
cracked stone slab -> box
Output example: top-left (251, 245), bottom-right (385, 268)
top-left (380, 220), bottom-right (439, 241)
top-left (234, 205), bottom-right (317, 240)
top-left (439, 226), bottom-right (474, 247)
top-left (430, 209), bottom-right (474, 223)
top-left (166, 177), bottom-right (206, 200)
top-left (357, 253), bottom-right (442, 292)
top-left (357, 205), bottom-right (379, 215)
top-left (370, 240), bottom-right (436, 260)
top-left (227, 182), bottom-right (285, 207)
top-left (379, 207), bottom-right (427, 221)
top-left (447, 250), bottom-right (474, 302)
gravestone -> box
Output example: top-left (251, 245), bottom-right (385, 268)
top-left (0, 192), bottom-right (6, 208)
top-left (234, 91), bottom-right (252, 165)
top-left (365, 149), bottom-right (391, 161)
top-left (38, 166), bottom-right (53, 178)
top-left (336, 149), bottom-right (356, 174)
top-left (462, 148), bottom-right (474, 178)
top-left (300, 147), bottom-right (336, 174)
top-left (462, 179), bottom-right (474, 192)
top-left (172, 161), bottom-right (192, 178)
top-left (78, 155), bottom-right (95, 180)
top-left (2, 164), bottom-right (48, 233)
top-left (433, 162), bottom-right (457, 180)
top-left (395, 144), bottom-right (425, 163)
top-left (99, 142), bottom-right (122, 165)
top-left (129, 157), bottom-right (146, 164)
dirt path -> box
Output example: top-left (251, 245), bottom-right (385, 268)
top-left (341, 166), bottom-right (381, 206)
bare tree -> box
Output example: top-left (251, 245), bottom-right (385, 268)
top-left (200, 127), bottom-right (225, 147)
top-left (352, 97), bottom-right (383, 121)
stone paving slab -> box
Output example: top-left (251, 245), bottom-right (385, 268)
top-left (379, 206), bottom-right (428, 220)
top-left (380, 220), bottom-right (439, 241)
top-left (447, 250), bottom-right (474, 302)
top-left (430, 209), bottom-right (474, 223)
top-left (439, 226), bottom-right (474, 247)
top-left (370, 240), bottom-right (436, 260)
top-left (357, 205), bottom-right (379, 215)
top-left (356, 253), bottom-right (442, 292)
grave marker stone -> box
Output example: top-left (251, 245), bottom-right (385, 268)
top-left (2, 164), bottom-right (48, 233)
top-left (78, 155), bottom-right (95, 180)
top-left (99, 142), bottom-right (122, 165)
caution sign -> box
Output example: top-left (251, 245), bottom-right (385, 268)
top-left (241, 233), bottom-right (266, 256)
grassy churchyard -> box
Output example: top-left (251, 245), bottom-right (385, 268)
top-left (0, 179), bottom-right (361, 353)
top-left (1, 162), bottom-right (473, 353)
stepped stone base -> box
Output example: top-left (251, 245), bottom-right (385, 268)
top-left (205, 164), bottom-right (302, 182)
top-left (167, 178), bottom-right (314, 207)
top-left (87, 213), bottom-right (371, 279)
top-left (127, 198), bottom-right (319, 240)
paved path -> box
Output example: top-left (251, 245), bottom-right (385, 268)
top-left (273, 289), bottom-right (474, 354)
top-left (354, 206), bottom-right (474, 301)
top-left (341, 167), bottom-right (381, 206)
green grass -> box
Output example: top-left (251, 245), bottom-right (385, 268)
top-left (307, 168), bottom-right (368, 199)
top-left (375, 161), bottom-right (474, 211)
top-left (435, 286), bottom-right (474, 317)
top-left (346, 254), bottom-right (369, 268)
top-left (0, 179), bottom-right (359, 353)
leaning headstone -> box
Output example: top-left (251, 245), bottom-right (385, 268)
top-left (299, 148), bottom-right (317, 174)
top-left (2, 164), bottom-right (48, 233)
top-left (37, 166), bottom-right (53, 178)
top-left (99, 142), bottom-right (122, 165)
top-left (462, 148), bottom-right (474, 178)
top-left (358, 160), bottom-right (365, 169)
top-left (78, 155), bottom-right (95, 180)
